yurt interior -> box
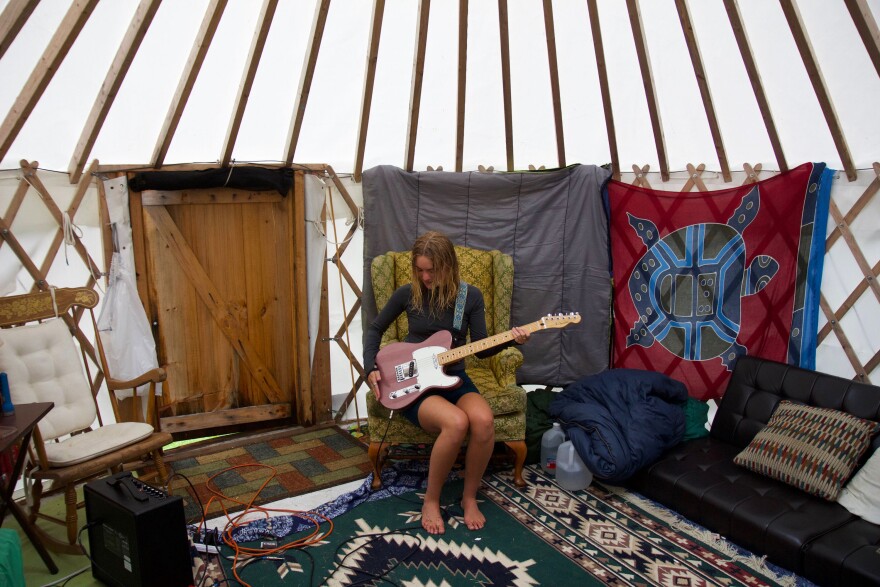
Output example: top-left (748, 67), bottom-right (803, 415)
top-left (1, 0), bottom-right (879, 586)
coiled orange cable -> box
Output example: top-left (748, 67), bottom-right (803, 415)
top-left (196, 463), bottom-right (335, 587)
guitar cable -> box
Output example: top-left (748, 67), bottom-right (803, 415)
top-left (372, 408), bottom-right (394, 490)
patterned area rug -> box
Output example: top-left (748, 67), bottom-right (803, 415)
top-left (213, 463), bottom-right (813, 586)
top-left (166, 425), bottom-right (372, 520)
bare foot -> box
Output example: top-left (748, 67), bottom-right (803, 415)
top-left (422, 501), bottom-right (445, 535)
top-left (461, 497), bottom-right (485, 531)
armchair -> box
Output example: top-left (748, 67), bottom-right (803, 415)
top-left (0, 287), bottom-right (172, 553)
top-left (366, 246), bottom-right (527, 489)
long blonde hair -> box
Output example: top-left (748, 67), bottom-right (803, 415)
top-left (410, 231), bottom-right (460, 317)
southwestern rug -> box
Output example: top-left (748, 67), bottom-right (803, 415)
top-left (166, 425), bottom-right (372, 520)
top-left (212, 463), bottom-right (814, 586)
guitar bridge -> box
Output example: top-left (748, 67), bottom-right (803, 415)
top-left (394, 361), bottom-right (418, 383)
top-left (389, 384), bottom-right (421, 400)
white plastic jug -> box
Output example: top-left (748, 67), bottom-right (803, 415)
top-left (556, 440), bottom-right (592, 491)
top-left (540, 422), bottom-right (565, 476)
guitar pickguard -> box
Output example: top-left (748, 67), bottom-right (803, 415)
top-left (375, 332), bottom-right (459, 410)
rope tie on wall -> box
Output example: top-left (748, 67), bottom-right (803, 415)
top-left (223, 159), bottom-right (236, 186)
top-left (62, 212), bottom-right (82, 266)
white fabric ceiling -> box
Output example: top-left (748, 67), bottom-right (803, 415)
top-left (1, 0), bottom-right (878, 175)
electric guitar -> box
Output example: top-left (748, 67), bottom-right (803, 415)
top-left (374, 312), bottom-right (581, 410)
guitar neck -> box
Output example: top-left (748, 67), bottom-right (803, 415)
top-left (437, 319), bottom-right (545, 366)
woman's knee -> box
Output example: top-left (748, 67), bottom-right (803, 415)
top-left (468, 410), bottom-right (495, 441)
top-left (435, 408), bottom-right (469, 440)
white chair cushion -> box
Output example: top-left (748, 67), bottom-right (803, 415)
top-left (43, 422), bottom-right (154, 467)
top-left (0, 319), bottom-right (96, 440)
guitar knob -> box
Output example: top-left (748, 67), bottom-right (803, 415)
top-left (414, 385), bottom-right (420, 389)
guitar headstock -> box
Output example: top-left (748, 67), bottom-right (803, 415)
top-left (538, 312), bottom-right (581, 329)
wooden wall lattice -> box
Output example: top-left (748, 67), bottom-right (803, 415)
top-left (819, 162), bottom-right (880, 382)
top-left (330, 162), bottom-right (880, 421)
top-left (1, 162), bottom-right (359, 428)
top-left (2, 162), bottom-right (878, 427)
top-left (0, 159), bottom-right (108, 402)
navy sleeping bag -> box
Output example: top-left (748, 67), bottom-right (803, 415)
top-left (549, 369), bottom-right (687, 484)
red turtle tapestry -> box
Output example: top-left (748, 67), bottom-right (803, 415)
top-left (607, 163), bottom-right (833, 401)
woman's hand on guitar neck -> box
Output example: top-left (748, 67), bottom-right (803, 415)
top-left (367, 369), bottom-right (382, 400)
top-left (511, 326), bottom-right (530, 345)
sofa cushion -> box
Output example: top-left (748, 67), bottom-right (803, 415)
top-left (629, 356), bottom-right (880, 584)
top-left (802, 518), bottom-right (880, 586)
top-left (838, 448), bottom-right (880, 524)
top-left (629, 436), bottom-right (859, 573)
top-left (733, 401), bottom-right (880, 500)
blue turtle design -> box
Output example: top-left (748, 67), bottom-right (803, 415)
top-left (626, 186), bottom-right (778, 370)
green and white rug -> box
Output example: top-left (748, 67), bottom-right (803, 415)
top-left (216, 464), bottom-right (810, 586)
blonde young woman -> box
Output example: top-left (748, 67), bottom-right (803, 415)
top-left (364, 231), bottom-right (530, 535)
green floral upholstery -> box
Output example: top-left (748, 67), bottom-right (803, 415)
top-left (366, 246), bottom-right (528, 488)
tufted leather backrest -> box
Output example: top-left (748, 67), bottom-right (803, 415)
top-left (0, 318), bottom-right (96, 440)
top-left (711, 355), bottom-right (880, 452)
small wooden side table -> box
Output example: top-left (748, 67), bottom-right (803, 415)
top-left (0, 402), bottom-right (57, 574)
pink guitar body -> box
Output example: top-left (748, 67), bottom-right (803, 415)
top-left (374, 330), bottom-right (461, 410)
top-left (373, 312), bottom-right (581, 410)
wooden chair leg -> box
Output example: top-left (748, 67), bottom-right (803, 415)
top-left (504, 440), bottom-right (527, 487)
top-left (368, 441), bottom-right (389, 490)
top-left (153, 449), bottom-right (169, 483)
top-left (29, 487), bottom-right (84, 556)
top-left (28, 478), bottom-right (44, 525)
top-left (65, 484), bottom-right (78, 547)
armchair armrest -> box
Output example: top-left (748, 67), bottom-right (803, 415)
top-left (104, 366), bottom-right (167, 429)
top-left (487, 347), bottom-right (524, 387)
top-left (105, 367), bottom-right (167, 392)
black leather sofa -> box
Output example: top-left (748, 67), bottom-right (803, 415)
top-left (627, 355), bottom-right (880, 587)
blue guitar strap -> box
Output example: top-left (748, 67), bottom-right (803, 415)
top-left (453, 282), bottom-right (469, 332)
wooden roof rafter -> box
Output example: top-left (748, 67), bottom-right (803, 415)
top-left (353, 0), bottom-right (386, 183)
top-left (626, 0), bottom-right (669, 182)
top-left (722, 0), bottom-right (788, 173)
top-left (455, 0), bottom-right (468, 172)
top-left (0, 0), bottom-right (98, 165)
top-left (151, 0), bottom-right (228, 168)
top-left (284, 0), bottom-right (331, 165)
top-left (586, 0), bottom-right (619, 180)
top-left (0, 0), bottom-right (40, 61)
top-left (404, 0), bottom-right (431, 172)
top-left (542, 0), bottom-right (565, 169)
top-left (674, 0), bottom-right (731, 182)
top-left (843, 0), bottom-right (880, 79)
top-left (69, 0), bottom-right (162, 184)
top-left (498, 0), bottom-right (514, 172)
top-left (779, 0), bottom-right (856, 181)
top-left (220, 0), bottom-right (279, 167)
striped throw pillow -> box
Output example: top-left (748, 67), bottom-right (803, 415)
top-left (734, 401), bottom-right (880, 501)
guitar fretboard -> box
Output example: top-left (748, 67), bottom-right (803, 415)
top-left (437, 315), bottom-right (577, 365)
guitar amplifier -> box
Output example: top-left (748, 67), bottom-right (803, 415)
top-left (84, 472), bottom-right (193, 587)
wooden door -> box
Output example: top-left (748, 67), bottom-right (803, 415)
top-left (130, 173), bottom-right (314, 435)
